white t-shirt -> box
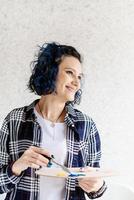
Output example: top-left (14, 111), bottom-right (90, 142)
top-left (34, 108), bottom-right (67, 200)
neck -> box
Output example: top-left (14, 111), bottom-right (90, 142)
top-left (36, 95), bottom-right (66, 123)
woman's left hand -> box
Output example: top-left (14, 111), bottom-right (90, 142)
top-left (78, 167), bottom-right (104, 193)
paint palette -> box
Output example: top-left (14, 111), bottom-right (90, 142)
top-left (36, 167), bottom-right (118, 179)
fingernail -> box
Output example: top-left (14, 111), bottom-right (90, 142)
top-left (79, 167), bottom-right (85, 172)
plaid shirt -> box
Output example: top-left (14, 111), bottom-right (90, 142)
top-left (0, 99), bottom-right (105, 200)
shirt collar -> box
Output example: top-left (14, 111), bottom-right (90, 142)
top-left (25, 99), bottom-right (80, 140)
top-left (25, 99), bottom-right (77, 120)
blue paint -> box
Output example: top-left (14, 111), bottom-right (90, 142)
top-left (69, 172), bottom-right (86, 177)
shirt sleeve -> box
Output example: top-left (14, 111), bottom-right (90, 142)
top-left (87, 118), bottom-right (101, 168)
top-left (85, 118), bottom-right (107, 198)
top-left (0, 117), bottom-right (23, 194)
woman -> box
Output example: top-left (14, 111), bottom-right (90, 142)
top-left (0, 42), bottom-right (107, 200)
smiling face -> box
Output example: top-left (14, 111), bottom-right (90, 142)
top-left (55, 56), bottom-right (83, 103)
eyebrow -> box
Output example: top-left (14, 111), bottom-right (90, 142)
top-left (64, 67), bottom-right (84, 77)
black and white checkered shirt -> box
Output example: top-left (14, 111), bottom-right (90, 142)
top-left (0, 99), bottom-right (106, 200)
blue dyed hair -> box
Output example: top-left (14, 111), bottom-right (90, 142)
top-left (28, 42), bottom-right (83, 105)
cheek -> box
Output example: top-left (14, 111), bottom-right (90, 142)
top-left (56, 80), bottom-right (66, 92)
top-left (56, 76), bottom-right (68, 88)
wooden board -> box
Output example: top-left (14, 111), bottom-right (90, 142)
top-left (35, 167), bottom-right (118, 179)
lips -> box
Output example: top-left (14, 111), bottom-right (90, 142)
top-left (66, 86), bottom-right (76, 93)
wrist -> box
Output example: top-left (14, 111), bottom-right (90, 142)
top-left (93, 179), bottom-right (104, 192)
top-left (86, 181), bottom-right (107, 199)
top-left (12, 162), bottom-right (22, 176)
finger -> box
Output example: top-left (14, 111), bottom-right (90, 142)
top-left (82, 166), bottom-right (99, 172)
top-left (79, 181), bottom-right (96, 192)
top-left (79, 182), bottom-right (95, 193)
top-left (29, 146), bottom-right (51, 157)
top-left (79, 180), bottom-right (93, 188)
top-left (79, 178), bottom-right (98, 184)
top-left (27, 157), bottom-right (48, 167)
top-left (29, 163), bottom-right (40, 169)
top-left (26, 150), bottom-right (50, 164)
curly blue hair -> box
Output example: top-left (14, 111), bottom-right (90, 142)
top-left (28, 42), bottom-right (83, 105)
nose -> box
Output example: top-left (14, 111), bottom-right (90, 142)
top-left (72, 76), bottom-right (80, 88)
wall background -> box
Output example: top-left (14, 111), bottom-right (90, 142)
top-left (0, 0), bottom-right (134, 199)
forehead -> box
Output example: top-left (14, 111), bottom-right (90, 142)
top-left (58, 56), bottom-right (82, 73)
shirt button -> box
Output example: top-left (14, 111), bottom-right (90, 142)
top-left (71, 124), bottom-right (74, 127)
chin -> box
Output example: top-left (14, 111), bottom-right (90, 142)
top-left (66, 95), bottom-right (75, 102)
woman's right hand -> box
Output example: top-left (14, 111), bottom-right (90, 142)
top-left (12, 146), bottom-right (51, 176)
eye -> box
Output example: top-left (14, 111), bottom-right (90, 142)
top-left (78, 75), bottom-right (82, 80)
top-left (66, 70), bottom-right (73, 75)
